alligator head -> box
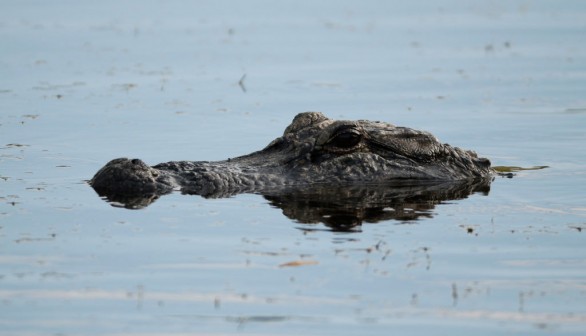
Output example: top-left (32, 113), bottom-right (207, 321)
top-left (90, 112), bottom-right (493, 208)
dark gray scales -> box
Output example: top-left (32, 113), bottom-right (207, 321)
top-left (91, 112), bottom-right (492, 200)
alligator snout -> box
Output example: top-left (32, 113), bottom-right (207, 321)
top-left (90, 158), bottom-right (175, 195)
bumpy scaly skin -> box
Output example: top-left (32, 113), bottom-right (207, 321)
top-left (90, 112), bottom-right (493, 198)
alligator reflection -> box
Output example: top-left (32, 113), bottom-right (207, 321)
top-left (264, 180), bottom-right (490, 232)
top-left (96, 179), bottom-right (491, 232)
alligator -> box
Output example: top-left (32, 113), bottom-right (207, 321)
top-left (90, 112), bottom-right (493, 209)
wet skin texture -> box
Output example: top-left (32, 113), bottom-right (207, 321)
top-left (90, 112), bottom-right (493, 203)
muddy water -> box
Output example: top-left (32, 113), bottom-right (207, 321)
top-left (1, 1), bottom-right (585, 335)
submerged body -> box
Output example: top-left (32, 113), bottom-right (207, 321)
top-left (90, 112), bottom-right (493, 199)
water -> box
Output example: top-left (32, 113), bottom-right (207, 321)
top-left (1, 1), bottom-right (585, 335)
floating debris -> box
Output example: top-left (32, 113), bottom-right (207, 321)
top-left (493, 165), bottom-right (549, 173)
top-left (278, 260), bottom-right (318, 268)
top-left (238, 74), bottom-right (247, 93)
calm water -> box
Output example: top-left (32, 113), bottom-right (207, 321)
top-left (1, 1), bottom-right (586, 335)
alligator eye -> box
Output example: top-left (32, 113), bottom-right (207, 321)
top-left (329, 129), bottom-right (362, 149)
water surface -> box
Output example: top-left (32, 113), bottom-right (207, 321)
top-left (1, 1), bottom-right (585, 335)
